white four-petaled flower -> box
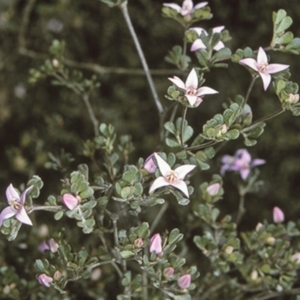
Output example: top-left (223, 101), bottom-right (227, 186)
top-left (163, 0), bottom-right (207, 17)
top-left (239, 47), bottom-right (289, 91)
top-left (190, 26), bottom-right (225, 51)
top-left (149, 153), bottom-right (195, 197)
top-left (168, 68), bottom-right (218, 106)
top-left (0, 184), bottom-right (33, 226)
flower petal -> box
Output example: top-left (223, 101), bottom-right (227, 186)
top-left (213, 41), bottom-right (225, 51)
top-left (168, 76), bottom-right (186, 90)
top-left (235, 149), bottom-right (251, 163)
top-left (154, 153), bottom-right (171, 177)
top-left (212, 26), bottom-right (225, 33)
top-left (197, 86), bottom-right (218, 96)
top-left (257, 47), bottom-right (268, 65)
top-left (6, 184), bottom-right (20, 203)
top-left (251, 158), bottom-right (266, 167)
top-left (174, 165), bottom-right (195, 180)
top-left (170, 180), bottom-right (189, 197)
top-left (193, 2), bottom-right (208, 10)
top-left (191, 39), bottom-right (206, 51)
top-left (240, 58), bottom-right (258, 72)
top-left (240, 168), bottom-right (250, 180)
top-left (185, 95), bottom-right (198, 106)
top-left (20, 185), bottom-right (34, 204)
top-left (15, 207), bottom-right (32, 225)
top-left (149, 176), bottom-right (170, 194)
top-left (163, 3), bottom-right (181, 12)
top-left (259, 72), bottom-right (271, 91)
top-left (267, 63), bottom-right (289, 74)
top-left (185, 69), bottom-right (198, 88)
top-left (190, 27), bottom-right (206, 36)
top-left (0, 206), bottom-right (16, 226)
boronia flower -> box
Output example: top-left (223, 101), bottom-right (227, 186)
top-left (190, 26), bottom-right (225, 51)
top-left (144, 153), bottom-right (157, 173)
top-left (149, 153), bottom-right (195, 197)
top-left (38, 274), bottom-right (53, 288)
top-left (0, 184), bottom-right (33, 226)
top-left (61, 193), bottom-right (79, 210)
top-left (163, 0), bottom-right (207, 17)
top-left (168, 68), bottom-right (218, 106)
top-left (177, 274), bottom-right (191, 289)
top-left (149, 233), bottom-right (163, 254)
top-left (240, 47), bottom-right (289, 91)
top-left (206, 183), bottom-right (221, 196)
top-left (273, 206), bottom-right (285, 223)
top-left (221, 149), bottom-right (265, 180)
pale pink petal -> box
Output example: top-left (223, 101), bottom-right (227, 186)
top-left (174, 165), bottom-right (195, 180)
top-left (259, 72), bottom-right (271, 91)
top-left (273, 206), bottom-right (285, 223)
top-left (163, 3), bottom-right (181, 12)
top-left (185, 69), bottom-right (198, 88)
top-left (212, 26), bottom-right (225, 33)
top-left (235, 149), bottom-right (251, 163)
top-left (62, 193), bottom-right (79, 210)
top-left (240, 168), bottom-right (250, 180)
top-left (168, 76), bottom-right (186, 90)
top-left (251, 158), bottom-right (266, 167)
top-left (213, 41), bottom-right (225, 51)
top-left (190, 27), bottom-right (206, 35)
top-left (20, 185), bottom-right (34, 204)
top-left (186, 95), bottom-right (198, 106)
top-left (178, 274), bottom-right (191, 289)
top-left (149, 176), bottom-right (169, 194)
top-left (38, 274), bottom-right (53, 287)
top-left (206, 183), bottom-right (220, 196)
top-left (191, 39), bottom-right (206, 51)
top-left (257, 47), bottom-right (268, 65)
top-left (154, 153), bottom-right (172, 177)
top-left (0, 207), bottom-right (16, 226)
top-left (150, 233), bottom-right (162, 254)
top-left (193, 2), bottom-right (208, 10)
top-left (6, 184), bottom-right (20, 203)
top-left (170, 180), bottom-right (189, 197)
top-left (16, 207), bottom-right (32, 225)
top-left (267, 63), bottom-right (289, 74)
top-left (197, 86), bottom-right (218, 96)
top-left (240, 58), bottom-right (258, 72)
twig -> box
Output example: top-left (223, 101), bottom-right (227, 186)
top-left (150, 202), bottom-right (169, 233)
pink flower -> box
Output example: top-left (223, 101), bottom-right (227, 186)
top-left (0, 184), bottom-right (33, 226)
top-left (190, 26), bottom-right (225, 51)
top-left (273, 206), bottom-right (285, 223)
top-left (177, 274), bottom-right (191, 289)
top-left (163, 0), bottom-right (207, 17)
top-left (149, 153), bottom-right (195, 197)
top-left (206, 183), bottom-right (220, 196)
top-left (168, 68), bottom-right (218, 106)
top-left (39, 238), bottom-right (59, 253)
top-left (134, 238), bottom-right (144, 248)
top-left (240, 47), bottom-right (289, 91)
top-left (61, 193), bottom-right (79, 210)
top-left (221, 149), bottom-right (265, 180)
top-left (163, 267), bottom-right (175, 278)
top-left (38, 274), bottom-right (53, 287)
top-left (149, 233), bottom-right (163, 254)
top-left (144, 153), bottom-right (157, 173)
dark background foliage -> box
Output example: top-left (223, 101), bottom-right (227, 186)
top-left (1, 0), bottom-right (300, 274)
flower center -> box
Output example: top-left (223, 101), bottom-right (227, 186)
top-left (186, 86), bottom-right (197, 96)
top-left (9, 199), bottom-right (22, 211)
top-left (166, 171), bottom-right (178, 183)
top-left (258, 63), bottom-right (268, 73)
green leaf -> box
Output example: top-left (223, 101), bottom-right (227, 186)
top-left (183, 125), bottom-right (194, 143)
top-left (276, 16), bottom-right (293, 33)
top-left (276, 31), bottom-right (293, 44)
top-left (211, 47), bottom-right (232, 62)
top-left (164, 121), bottom-right (176, 135)
top-left (54, 211), bottom-right (64, 220)
top-left (166, 137), bottom-right (180, 148)
top-left (120, 250), bottom-right (134, 259)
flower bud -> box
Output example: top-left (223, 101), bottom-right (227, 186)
top-left (255, 222), bottom-right (263, 231)
top-left (266, 236), bottom-right (275, 245)
top-left (134, 238), bottom-right (144, 248)
top-left (206, 183), bottom-right (220, 196)
top-left (62, 193), bottom-right (79, 210)
top-left (177, 274), bottom-right (191, 289)
top-left (149, 233), bottom-right (162, 254)
top-left (144, 153), bottom-right (157, 173)
top-left (163, 267), bottom-right (174, 278)
top-left (250, 270), bottom-right (258, 281)
top-left (53, 270), bottom-right (62, 281)
top-left (224, 245), bottom-right (234, 254)
top-left (287, 93), bottom-right (299, 104)
top-left (38, 274), bottom-right (53, 287)
top-left (292, 252), bottom-right (300, 264)
top-left (273, 206), bottom-right (284, 223)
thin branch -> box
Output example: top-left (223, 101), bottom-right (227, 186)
top-left (82, 94), bottom-right (99, 136)
top-left (150, 202), bottom-right (169, 233)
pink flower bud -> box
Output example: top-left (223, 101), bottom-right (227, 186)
top-left (177, 274), bottom-right (191, 289)
top-left (149, 233), bottom-right (162, 254)
top-left (163, 267), bottom-right (174, 278)
top-left (39, 238), bottom-right (59, 253)
top-left (206, 183), bottom-right (220, 196)
top-left (273, 206), bottom-right (285, 223)
top-left (144, 153), bottom-right (157, 173)
top-left (38, 274), bottom-right (53, 287)
top-left (62, 193), bottom-right (79, 210)
top-left (134, 238), bottom-right (144, 248)
top-left (255, 222), bottom-right (263, 231)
